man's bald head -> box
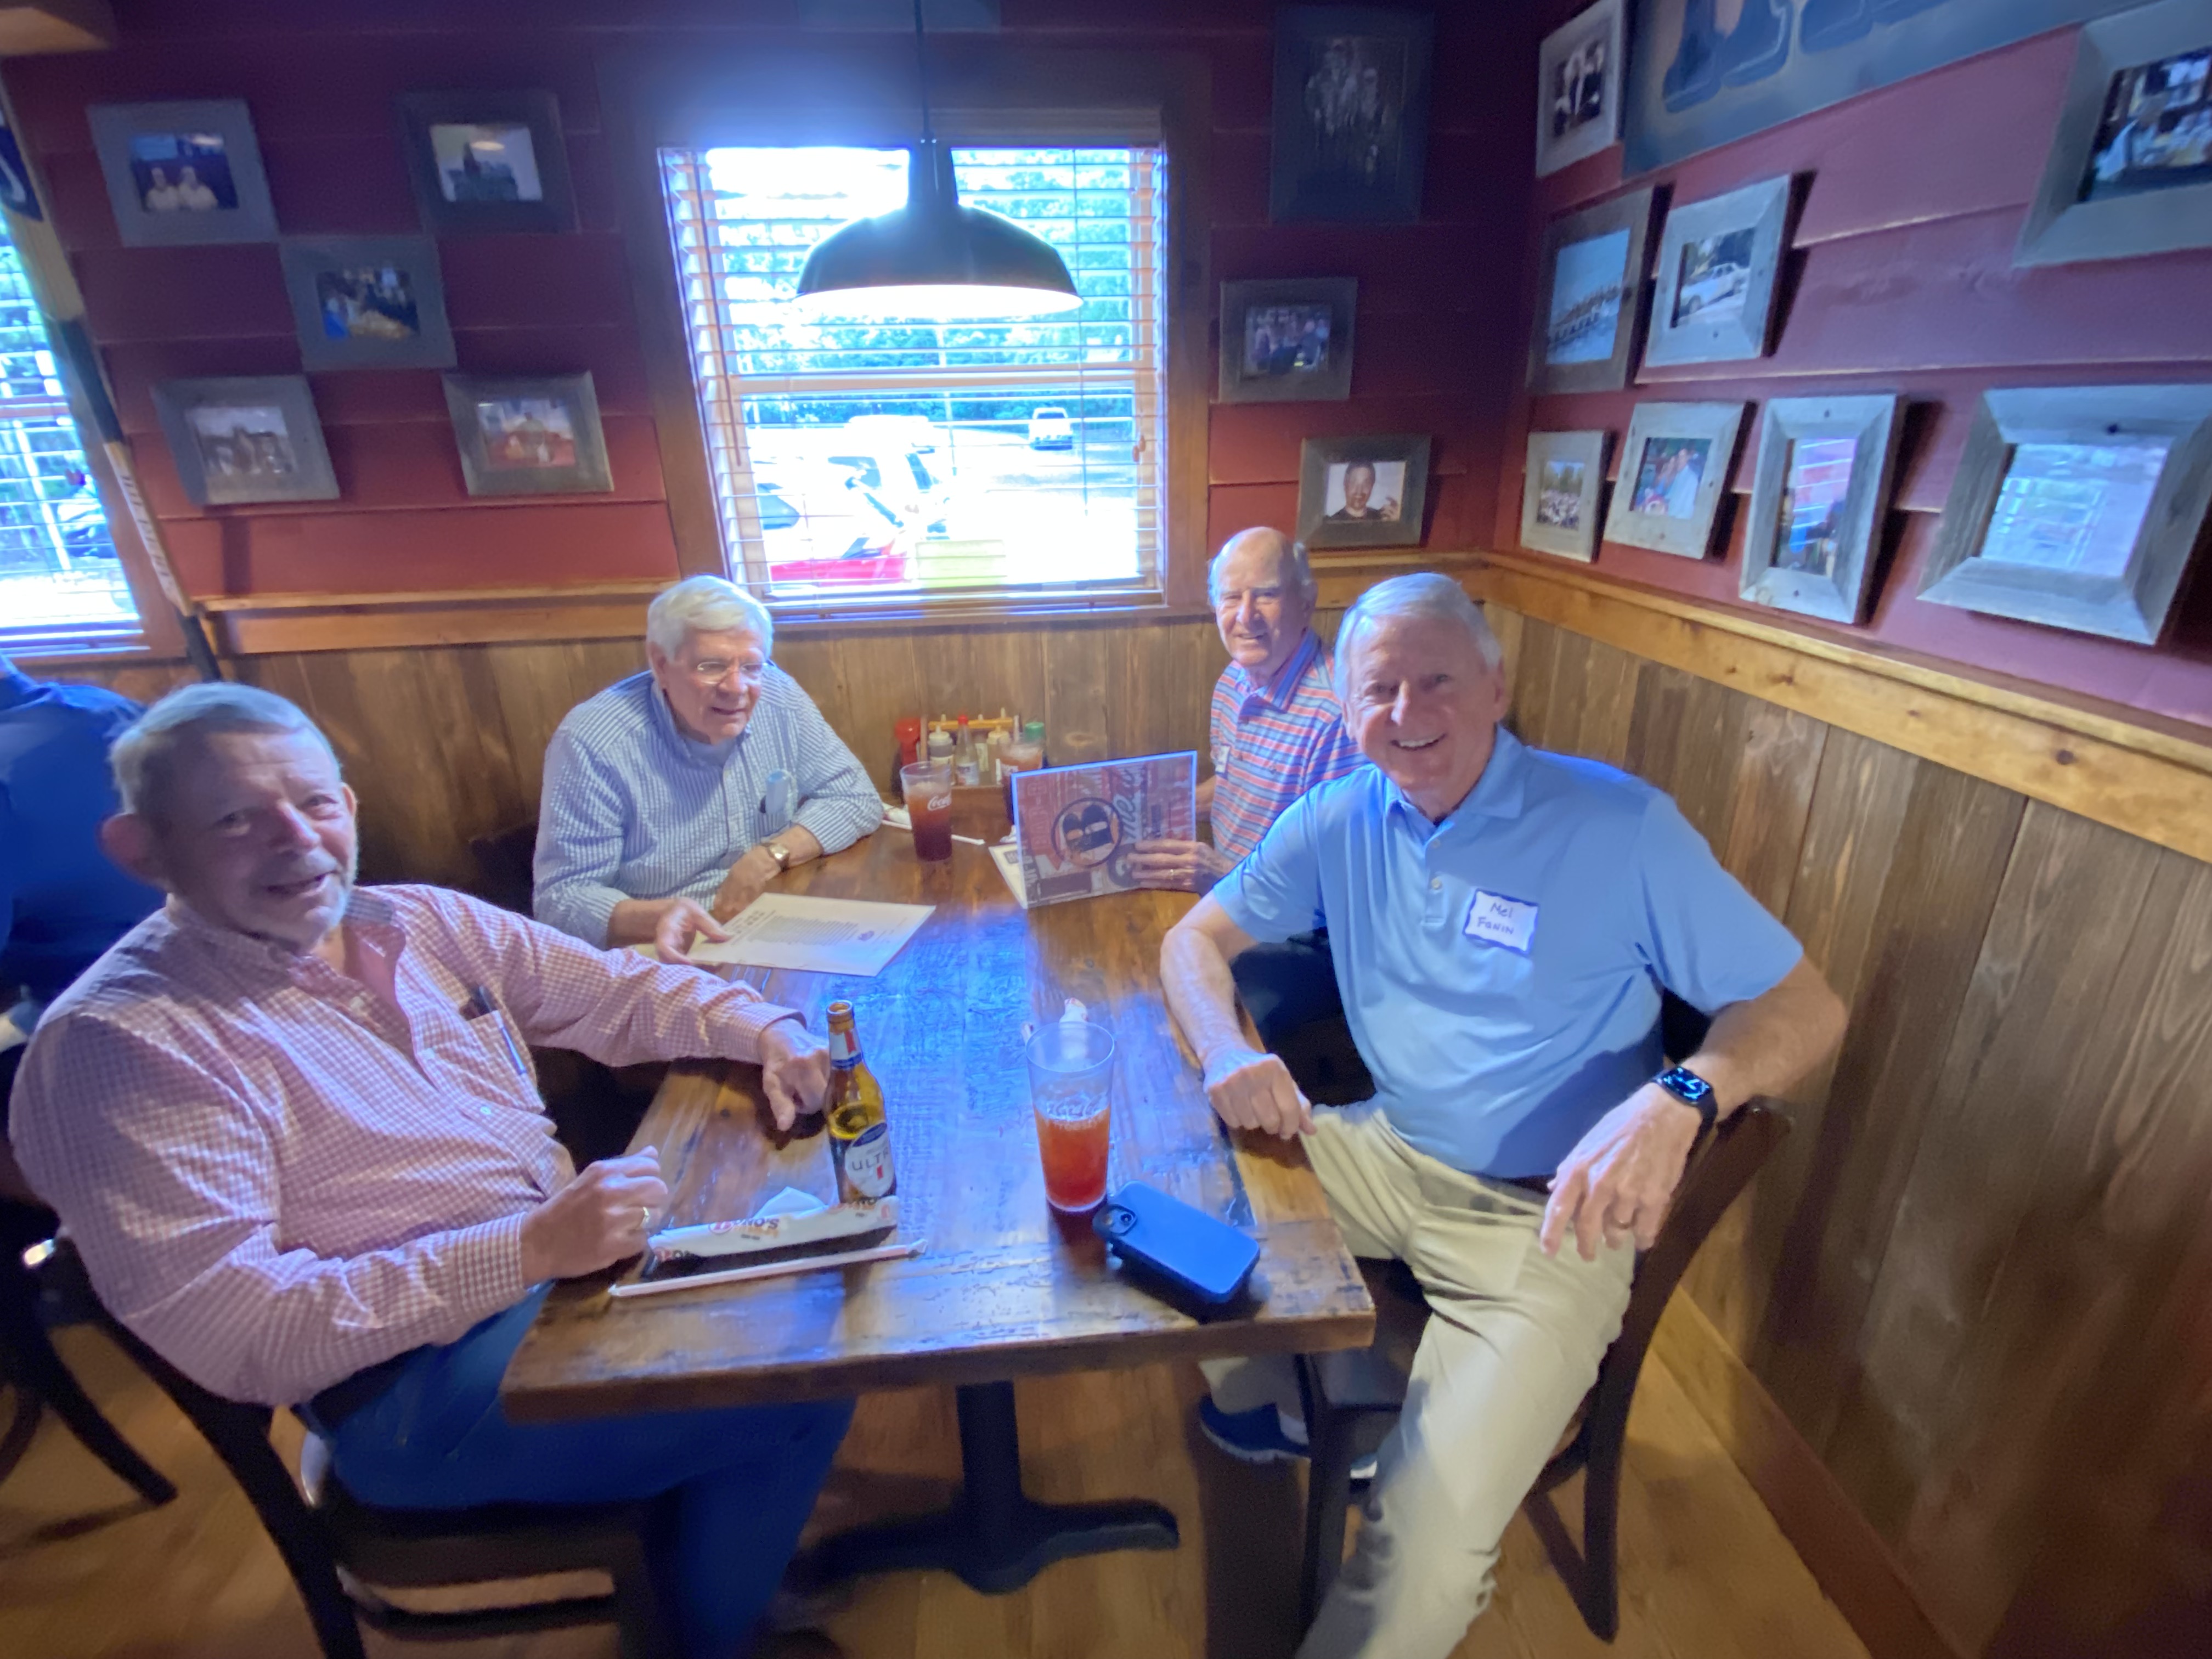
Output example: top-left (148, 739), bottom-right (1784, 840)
top-left (1209, 528), bottom-right (1319, 685)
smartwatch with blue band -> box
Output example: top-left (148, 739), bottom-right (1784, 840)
top-left (1654, 1064), bottom-right (1718, 1132)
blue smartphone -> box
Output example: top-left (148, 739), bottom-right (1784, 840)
top-left (1093, 1182), bottom-right (1261, 1308)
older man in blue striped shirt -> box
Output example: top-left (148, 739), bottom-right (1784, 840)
top-left (534, 577), bottom-right (882, 957)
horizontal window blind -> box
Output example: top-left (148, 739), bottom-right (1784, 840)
top-left (659, 144), bottom-right (1167, 611)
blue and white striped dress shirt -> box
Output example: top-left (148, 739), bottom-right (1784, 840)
top-left (533, 667), bottom-right (884, 946)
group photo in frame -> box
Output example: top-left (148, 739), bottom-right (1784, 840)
top-left (2015, 0), bottom-right (2212, 267)
top-left (1602, 400), bottom-right (1746, 558)
top-left (1528, 188), bottom-right (1655, 395)
top-left (281, 236), bottom-right (457, 371)
top-left (1269, 6), bottom-right (1434, 223)
top-left (1218, 278), bottom-right (1358, 403)
top-left (1740, 394), bottom-right (1904, 624)
top-left (1918, 383), bottom-right (2212, 644)
top-left (150, 375), bottom-right (339, 507)
top-left (397, 89), bottom-right (577, 235)
top-left (1296, 433), bottom-right (1431, 550)
top-left (443, 371), bottom-right (613, 497)
top-left (88, 99), bottom-right (276, 247)
top-left (1643, 174), bottom-right (1794, 370)
top-left (1536, 1), bottom-right (1624, 179)
top-left (1520, 429), bottom-right (1610, 562)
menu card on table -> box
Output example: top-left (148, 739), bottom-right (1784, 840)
top-left (1009, 752), bottom-right (1198, 907)
top-left (687, 892), bottom-right (934, 977)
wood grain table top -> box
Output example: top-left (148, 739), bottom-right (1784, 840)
top-left (500, 827), bottom-right (1374, 1422)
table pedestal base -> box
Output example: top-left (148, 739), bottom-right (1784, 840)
top-left (802, 1379), bottom-right (1180, 1595)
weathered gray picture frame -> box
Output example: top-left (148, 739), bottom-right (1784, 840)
top-left (1296, 433), bottom-right (1431, 550)
top-left (281, 236), bottom-right (458, 372)
top-left (151, 375), bottom-right (339, 507)
top-left (443, 372), bottom-right (614, 496)
top-left (397, 89), bottom-right (578, 236)
top-left (1602, 400), bottom-right (1746, 559)
top-left (1520, 429), bottom-right (1610, 562)
top-left (1740, 394), bottom-right (1904, 624)
top-left (1536, 0), bottom-right (1623, 179)
top-left (1918, 384), bottom-right (2212, 644)
top-left (1218, 278), bottom-right (1357, 403)
top-left (1527, 188), bottom-right (1655, 395)
top-left (89, 99), bottom-right (278, 247)
top-left (2016, 0), bottom-right (2212, 268)
top-left (1643, 174), bottom-right (1793, 371)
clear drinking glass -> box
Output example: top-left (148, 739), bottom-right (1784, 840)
top-left (1025, 1019), bottom-right (1115, 1211)
top-left (900, 760), bottom-right (955, 862)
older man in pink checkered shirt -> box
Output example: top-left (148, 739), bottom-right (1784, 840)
top-left (9, 682), bottom-right (851, 1659)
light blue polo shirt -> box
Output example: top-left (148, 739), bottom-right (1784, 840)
top-left (1214, 728), bottom-right (1804, 1178)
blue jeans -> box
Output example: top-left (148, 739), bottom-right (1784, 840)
top-left (325, 1289), bottom-right (853, 1659)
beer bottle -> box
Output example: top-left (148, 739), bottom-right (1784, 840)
top-left (825, 1001), bottom-right (896, 1204)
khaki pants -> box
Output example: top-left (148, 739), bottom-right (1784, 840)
top-left (1203, 1104), bottom-right (1634, 1659)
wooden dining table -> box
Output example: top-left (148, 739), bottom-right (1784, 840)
top-left (500, 821), bottom-right (1374, 1594)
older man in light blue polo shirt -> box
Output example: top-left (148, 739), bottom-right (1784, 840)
top-left (1162, 573), bottom-right (1846, 1659)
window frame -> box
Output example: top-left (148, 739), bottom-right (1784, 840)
top-left (602, 42), bottom-right (1214, 625)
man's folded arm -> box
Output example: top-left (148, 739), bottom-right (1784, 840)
top-left (14, 1023), bottom-right (529, 1405)
top-left (785, 690), bottom-right (885, 855)
top-left (532, 731), bottom-right (634, 946)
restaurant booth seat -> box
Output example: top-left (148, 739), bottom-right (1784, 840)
top-left (41, 1237), bottom-right (676, 1659)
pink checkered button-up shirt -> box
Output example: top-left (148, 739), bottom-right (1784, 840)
top-left (10, 884), bottom-right (795, 1407)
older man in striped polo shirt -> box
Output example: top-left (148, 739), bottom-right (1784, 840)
top-left (535, 576), bottom-right (882, 960)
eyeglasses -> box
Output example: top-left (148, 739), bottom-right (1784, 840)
top-left (683, 657), bottom-right (767, 688)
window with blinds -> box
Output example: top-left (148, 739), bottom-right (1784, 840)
top-left (659, 144), bottom-right (1167, 611)
top-left (0, 222), bottom-right (136, 651)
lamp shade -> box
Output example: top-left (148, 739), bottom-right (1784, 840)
top-left (792, 141), bottom-right (1082, 321)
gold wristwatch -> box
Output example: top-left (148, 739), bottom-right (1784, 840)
top-left (763, 838), bottom-right (794, 872)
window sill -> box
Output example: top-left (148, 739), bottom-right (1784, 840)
top-left (3, 630), bottom-right (156, 669)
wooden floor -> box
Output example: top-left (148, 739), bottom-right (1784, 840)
top-left (0, 1326), bottom-right (1866, 1659)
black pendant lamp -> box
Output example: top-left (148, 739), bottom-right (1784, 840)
top-left (792, 0), bottom-right (1082, 321)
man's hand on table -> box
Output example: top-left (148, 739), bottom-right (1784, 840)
top-left (759, 1017), bottom-right (832, 1131)
top-left (1201, 1045), bottom-right (1314, 1139)
top-left (1130, 838), bottom-right (1237, 893)
top-left (520, 1148), bottom-right (668, 1282)
top-left (1539, 1082), bottom-right (1702, 1261)
top-left (651, 897), bottom-right (730, 963)
top-left (713, 845), bottom-right (783, 919)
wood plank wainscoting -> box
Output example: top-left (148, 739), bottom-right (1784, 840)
top-left (24, 550), bottom-right (2212, 1659)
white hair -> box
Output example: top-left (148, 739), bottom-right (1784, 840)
top-left (1333, 573), bottom-right (1503, 701)
top-left (646, 575), bottom-right (774, 660)
top-left (1207, 527), bottom-right (1319, 608)
top-left (111, 681), bottom-right (335, 823)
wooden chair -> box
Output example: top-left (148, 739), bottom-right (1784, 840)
top-left (1293, 1102), bottom-right (1790, 1640)
top-left (42, 1241), bottom-right (676, 1659)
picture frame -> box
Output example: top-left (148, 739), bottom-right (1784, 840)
top-left (150, 375), bottom-right (338, 507)
top-left (443, 372), bottom-right (613, 496)
top-left (1740, 394), bottom-right (1904, 623)
top-left (1536, 1), bottom-right (1624, 179)
top-left (88, 99), bottom-right (276, 247)
top-left (280, 236), bottom-right (457, 371)
top-left (1917, 384), bottom-right (2212, 644)
top-left (1643, 174), bottom-right (1793, 370)
top-left (396, 89), bottom-right (577, 235)
top-left (1527, 188), bottom-right (1655, 395)
top-left (1218, 278), bottom-right (1357, 403)
top-left (1296, 433), bottom-right (1431, 551)
top-left (1520, 430), bottom-right (1610, 562)
top-left (1270, 7), bottom-right (1434, 223)
top-left (2015, 0), bottom-right (2212, 268)
top-left (1602, 400), bottom-right (1746, 559)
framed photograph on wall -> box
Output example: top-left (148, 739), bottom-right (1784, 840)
top-left (1520, 429), bottom-right (1609, 562)
top-left (1218, 278), bottom-right (1357, 403)
top-left (1537, 1), bottom-right (1624, 178)
top-left (1602, 400), bottom-right (1745, 558)
top-left (1527, 188), bottom-right (1655, 395)
top-left (443, 371), bottom-right (613, 496)
top-left (280, 236), bottom-right (456, 371)
top-left (1740, 394), bottom-right (1903, 623)
top-left (150, 376), bottom-right (338, 506)
top-left (1643, 174), bottom-right (1793, 370)
top-left (397, 90), bottom-right (577, 235)
top-left (2016, 0), bottom-right (2212, 267)
top-left (1917, 384), bottom-right (2212, 644)
top-left (1297, 433), bottom-right (1431, 550)
top-left (1270, 7), bottom-right (1434, 223)
top-left (88, 100), bottom-right (277, 247)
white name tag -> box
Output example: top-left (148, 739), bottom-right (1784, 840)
top-left (1464, 889), bottom-right (1539, 955)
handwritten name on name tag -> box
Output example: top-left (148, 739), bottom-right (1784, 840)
top-left (1464, 890), bottom-right (1539, 955)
